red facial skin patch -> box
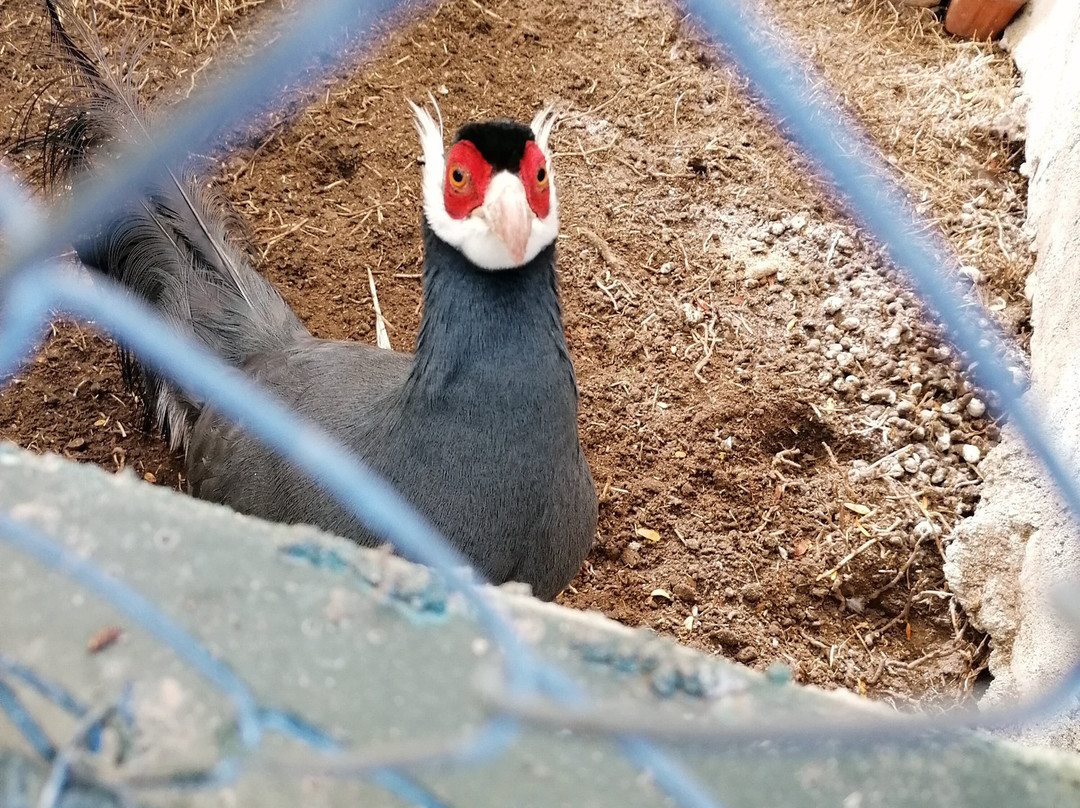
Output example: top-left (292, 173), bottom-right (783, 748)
top-left (444, 140), bottom-right (491, 219)
top-left (520, 141), bottom-right (550, 218)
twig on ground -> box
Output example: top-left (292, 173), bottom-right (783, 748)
top-left (816, 536), bottom-right (878, 581)
top-left (579, 227), bottom-right (626, 271)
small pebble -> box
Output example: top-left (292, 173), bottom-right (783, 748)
top-left (935, 428), bottom-right (951, 452)
top-left (745, 256), bottom-right (784, 281)
top-left (862, 388), bottom-right (896, 405)
top-left (961, 444), bottom-right (982, 464)
top-left (839, 316), bottom-right (861, 332)
top-left (682, 302), bottom-right (704, 325)
top-left (959, 265), bottom-right (984, 285)
top-left (673, 581), bottom-right (697, 604)
top-left (967, 398), bottom-right (986, 418)
top-left (713, 628), bottom-right (740, 648)
top-left (740, 582), bottom-right (764, 603)
top-left (621, 546), bottom-right (643, 567)
top-left (822, 295), bottom-right (845, 315)
top-left (736, 647), bottom-right (759, 663)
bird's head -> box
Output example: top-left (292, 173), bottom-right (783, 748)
top-left (410, 101), bottom-right (558, 271)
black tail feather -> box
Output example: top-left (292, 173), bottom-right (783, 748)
top-left (21, 0), bottom-right (308, 449)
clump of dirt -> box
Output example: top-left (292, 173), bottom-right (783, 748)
top-left (0, 0), bottom-right (1032, 706)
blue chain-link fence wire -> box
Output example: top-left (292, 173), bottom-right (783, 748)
top-left (1, 0), bottom-right (1078, 805)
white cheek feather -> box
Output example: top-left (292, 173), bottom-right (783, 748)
top-left (409, 100), bottom-right (560, 272)
top-left (408, 99), bottom-right (453, 239)
top-left (530, 107), bottom-right (557, 153)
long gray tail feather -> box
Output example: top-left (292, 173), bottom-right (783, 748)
top-left (26, 0), bottom-right (308, 450)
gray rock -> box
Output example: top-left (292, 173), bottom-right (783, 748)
top-left (823, 295), bottom-right (845, 315)
top-left (839, 316), bottom-right (861, 332)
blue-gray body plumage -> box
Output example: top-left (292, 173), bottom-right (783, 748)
top-left (30, 0), bottom-right (597, 599)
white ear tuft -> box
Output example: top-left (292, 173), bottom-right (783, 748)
top-left (408, 98), bottom-right (445, 165)
top-left (408, 98), bottom-right (450, 243)
top-left (426, 92), bottom-right (444, 138)
top-left (530, 107), bottom-right (558, 153)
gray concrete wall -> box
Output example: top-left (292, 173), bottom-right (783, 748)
top-left (2, 444), bottom-right (1080, 805)
top-left (945, 0), bottom-right (1080, 751)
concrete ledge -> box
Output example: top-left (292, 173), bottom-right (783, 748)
top-left (1, 443), bottom-right (1079, 806)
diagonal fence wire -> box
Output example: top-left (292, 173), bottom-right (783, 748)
top-left (2, 0), bottom-right (398, 280)
top-left (1, 0), bottom-right (1079, 805)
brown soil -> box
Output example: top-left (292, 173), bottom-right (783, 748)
top-left (0, 0), bottom-right (1032, 707)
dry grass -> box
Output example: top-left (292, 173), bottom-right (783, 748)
top-left (771, 0), bottom-right (1032, 313)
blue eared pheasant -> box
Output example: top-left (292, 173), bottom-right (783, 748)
top-left (33, 1), bottom-right (597, 600)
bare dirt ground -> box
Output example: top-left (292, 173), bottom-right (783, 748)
top-left (0, 0), bottom-right (1032, 707)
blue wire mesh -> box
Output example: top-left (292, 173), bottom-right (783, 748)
top-left (1, 0), bottom-right (1078, 806)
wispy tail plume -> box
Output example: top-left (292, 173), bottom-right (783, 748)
top-left (24, 0), bottom-right (308, 449)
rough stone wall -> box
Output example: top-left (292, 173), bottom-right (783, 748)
top-left (945, 0), bottom-right (1080, 750)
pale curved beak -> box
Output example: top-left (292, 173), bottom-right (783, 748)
top-left (481, 172), bottom-right (532, 264)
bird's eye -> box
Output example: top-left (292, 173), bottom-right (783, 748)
top-left (536, 166), bottom-right (548, 187)
top-left (448, 166), bottom-right (468, 189)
